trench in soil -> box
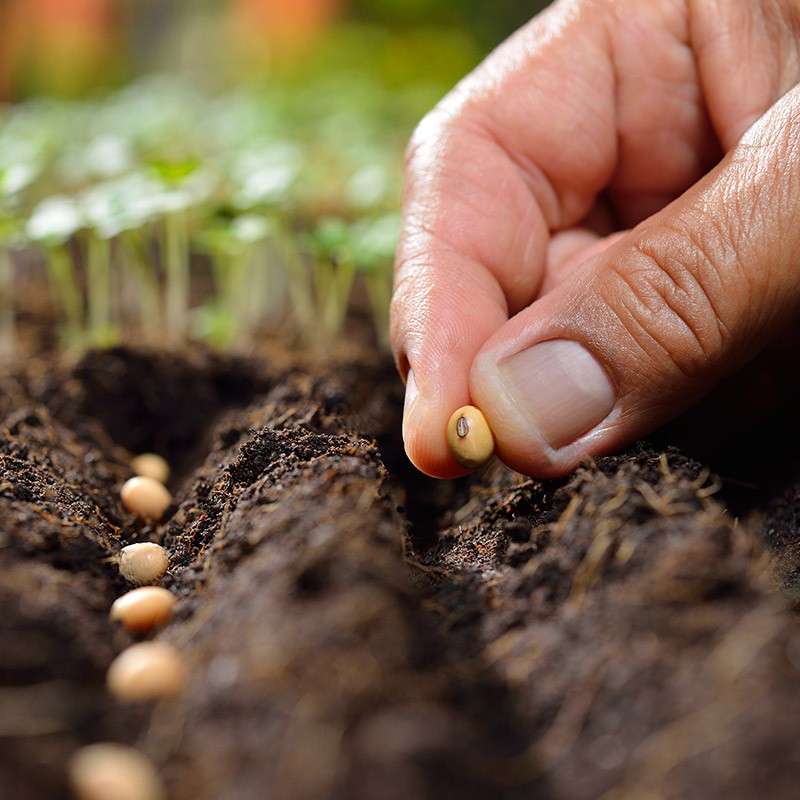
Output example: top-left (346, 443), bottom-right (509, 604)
top-left (5, 341), bottom-right (800, 799)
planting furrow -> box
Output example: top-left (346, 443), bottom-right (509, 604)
top-left (6, 344), bottom-right (800, 799)
top-left (0, 347), bottom-right (532, 800)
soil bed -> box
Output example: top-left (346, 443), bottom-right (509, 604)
top-left (3, 331), bottom-right (800, 799)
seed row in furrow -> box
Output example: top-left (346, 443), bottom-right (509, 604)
top-left (70, 452), bottom-right (179, 800)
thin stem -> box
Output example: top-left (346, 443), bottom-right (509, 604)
top-left (229, 249), bottom-right (255, 348)
top-left (243, 244), bottom-right (272, 338)
top-left (244, 251), bottom-right (262, 331)
top-left (329, 258), bottom-right (355, 337)
top-left (314, 258), bottom-right (335, 335)
top-left (0, 248), bottom-right (14, 361)
top-left (164, 212), bottom-right (190, 346)
top-left (365, 269), bottom-right (392, 349)
top-left (208, 253), bottom-right (241, 349)
top-left (284, 236), bottom-right (314, 333)
top-left (45, 246), bottom-right (84, 350)
top-left (122, 229), bottom-right (161, 339)
top-left (87, 234), bottom-right (115, 346)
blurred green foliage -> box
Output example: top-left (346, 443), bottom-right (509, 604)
top-left (350, 0), bottom-right (547, 49)
top-left (0, 64), bottom-right (424, 353)
top-left (0, 0), bottom-right (554, 356)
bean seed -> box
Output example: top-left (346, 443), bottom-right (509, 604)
top-left (110, 587), bottom-right (176, 633)
top-left (69, 743), bottom-right (164, 800)
top-left (130, 453), bottom-right (170, 485)
top-left (118, 543), bottom-right (169, 586)
top-left (121, 477), bottom-right (172, 521)
top-left (107, 641), bottom-right (186, 701)
top-left (446, 405), bottom-right (495, 470)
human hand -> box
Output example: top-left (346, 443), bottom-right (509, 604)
top-left (392, 0), bottom-right (800, 478)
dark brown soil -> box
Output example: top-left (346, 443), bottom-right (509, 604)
top-left (3, 334), bottom-right (800, 799)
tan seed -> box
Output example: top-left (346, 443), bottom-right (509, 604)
top-left (118, 543), bottom-right (169, 586)
top-left (446, 405), bottom-right (495, 470)
top-left (107, 641), bottom-right (186, 701)
top-left (69, 743), bottom-right (164, 800)
top-left (130, 453), bottom-right (170, 485)
top-left (110, 587), bottom-right (176, 633)
top-left (121, 476), bottom-right (172, 521)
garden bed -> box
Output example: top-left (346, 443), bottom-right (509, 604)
top-left (4, 318), bottom-right (800, 800)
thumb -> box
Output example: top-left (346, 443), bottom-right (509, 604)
top-left (471, 86), bottom-right (800, 478)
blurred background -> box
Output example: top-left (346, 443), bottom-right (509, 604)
top-left (0, 0), bottom-right (552, 357)
top-left (0, 0), bottom-right (547, 100)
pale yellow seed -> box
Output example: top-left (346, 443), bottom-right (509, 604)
top-left (446, 405), bottom-right (495, 470)
top-left (69, 743), bottom-right (164, 800)
top-left (110, 587), bottom-right (176, 633)
top-left (121, 476), bottom-right (172, 521)
top-left (130, 453), bottom-right (170, 485)
top-left (118, 543), bottom-right (169, 586)
top-left (107, 641), bottom-right (186, 701)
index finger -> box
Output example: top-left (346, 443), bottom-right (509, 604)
top-left (392, 0), bottom-right (721, 477)
top-left (392, 1), bottom-right (617, 477)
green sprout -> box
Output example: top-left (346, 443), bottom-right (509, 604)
top-left (82, 174), bottom-right (164, 341)
top-left (26, 196), bottom-right (85, 350)
top-left (147, 158), bottom-right (216, 346)
top-left (81, 185), bottom-right (119, 347)
top-left (0, 213), bottom-right (21, 361)
top-left (3, 70), bottom-right (426, 355)
top-left (0, 140), bottom-right (46, 360)
top-left (162, 206), bottom-right (191, 346)
top-left (296, 216), bottom-right (358, 346)
top-left (194, 213), bottom-right (275, 348)
top-left (350, 213), bottom-right (400, 349)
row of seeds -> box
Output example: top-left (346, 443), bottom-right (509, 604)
top-left (70, 454), bottom-right (181, 800)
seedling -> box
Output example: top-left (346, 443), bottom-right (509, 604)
top-left (131, 453), bottom-right (170, 485)
top-left (194, 213), bottom-right (276, 348)
top-left (86, 234), bottom-right (115, 346)
top-left (148, 157), bottom-right (216, 346)
top-left (0, 156), bottom-right (36, 361)
top-left (0, 212), bottom-right (21, 361)
top-left (4, 72), bottom-right (432, 355)
top-left (106, 641), bottom-right (187, 701)
top-left (302, 216), bottom-right (356, 342)
top-left (121, 477), bottom-right (172, 522)
top-left (446, 405), bottom-right (495, 470)
top-left (118, 542), bottom-right (170, 585)
top-left (0, 246), bottom-right (12, 361)
top-left (350, 213), bottom-right (400, 348)
top-left (69, 743), bottom-right (164, 800)
top-left (81, 174), bottom-right (165, 345)
top-left (25, 196), bottom-right (85, 349)
top-left (110, 587), bottom-right (176, 633)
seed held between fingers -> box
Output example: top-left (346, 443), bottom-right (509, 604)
top-left (107, 641), bottom-right (187, 701)
top-left (121, 476), bottom-right (172, 521)
top-left (446, 405), bottom-right (495, 470)
top-left (69, 743), bottom-right (164, 800)
top-left (130, 453), bottom-right (170, 485)
top-left (110, 587), bottom-right (176, 633)
top-left (118, 543), bottom-right (169, 586)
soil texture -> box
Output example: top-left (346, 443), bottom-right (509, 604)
top-left (3, 337), bottom-right (800, 799)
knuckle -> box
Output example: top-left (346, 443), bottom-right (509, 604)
top-left (599, 225), bottom-right (736, 379)
top-left (405, 103), bottom-right (466, 176)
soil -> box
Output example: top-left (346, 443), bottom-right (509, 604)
top-left (4, 318), bottom-right (800, 799)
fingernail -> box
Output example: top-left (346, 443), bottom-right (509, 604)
top-left (498, 340), bottom-right (615, 449)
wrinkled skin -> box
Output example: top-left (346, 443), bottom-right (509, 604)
top-left (393, 0), bottom-right (800, 478)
